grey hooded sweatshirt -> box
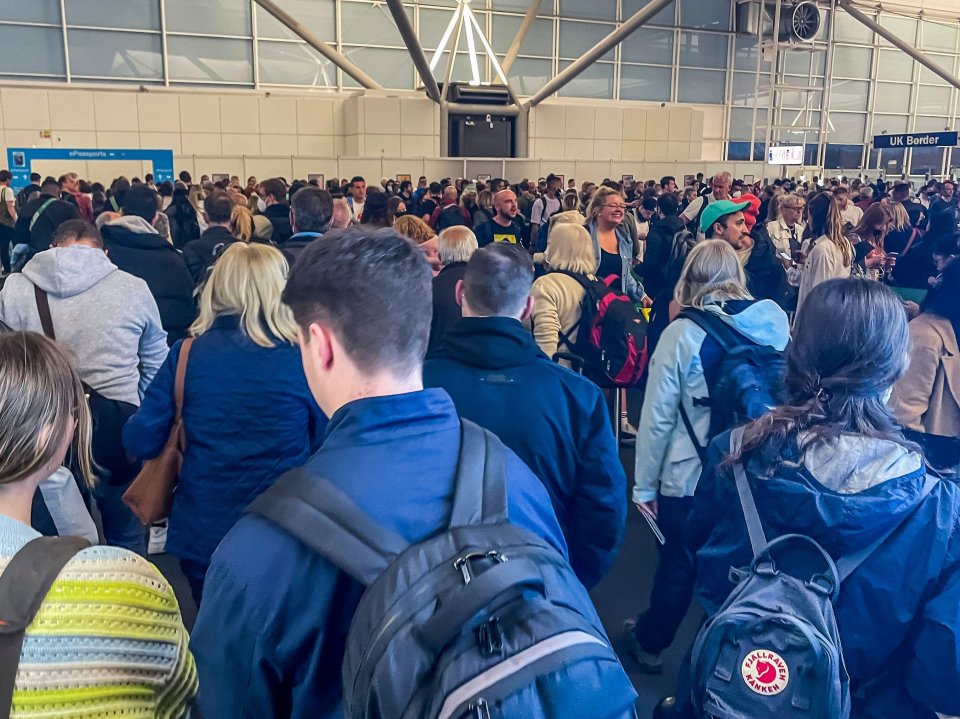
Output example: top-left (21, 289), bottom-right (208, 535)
top-left (0, 246), bottom-right (168, 406)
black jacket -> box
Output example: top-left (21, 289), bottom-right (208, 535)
top-left (263, 204), bottom-right (292, 246)
top-left (277, 231), bottom-right (323, 267)
top-left (100, 224), bottom-right (196, 344)
top-left (165, 200), bottom-right (201, 249)
top-left (745, 226), bottom-right (787, 305)
top-left (423, 317), bottom-right (627, 588)
top-left (14, 193), bottom-right (80, 256)
top-left (426, 262), bottom-right (468, 359)
top-left (643, 214), bottom-right (687, 301)
top-left (182, 226), bottom-right (238, 285)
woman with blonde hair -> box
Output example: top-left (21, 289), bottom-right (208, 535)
top-left (623, 240), bottom-right (790, 673)
top-left (124, 243), bottom-right (326, 603)
top-left (230, 204), bottom-right (254, 242)
top-left (473, 189), bottom-right (495, 227)
top-left (584, 186), bottom-right (645, 301)
top-left (530, 223), bottom-right (598, 362)
top-left (395, 214), bottom-right (442, 274)
top-left (0, 331), bottom-right (198, 717)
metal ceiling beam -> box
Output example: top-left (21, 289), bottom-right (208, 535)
top-left (524, 0), bottom-right (674, 108)
top-left (252, 0), bottom-right (382, 90)
top-left (837, 0), bottom-right (960, 91)
top-left (502, 0), bottom-right (542, 74)
top-left (386, 0), bottom-right (442, 103)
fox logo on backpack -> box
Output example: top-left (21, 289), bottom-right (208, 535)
top-left (246, 421), bottom-right (638, 719)
top-left (555, 271), bottom-right (649, 387)
top-left (687, 428), bottom-right (939, 718)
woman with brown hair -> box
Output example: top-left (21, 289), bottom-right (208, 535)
top-left (796, 191), bottom-right (854, 316)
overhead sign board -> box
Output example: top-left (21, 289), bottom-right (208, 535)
top-left (6, 147), bottom-right (175, 190)
top-left (873, 132), bottom-right (958, 149)
top-left (767, 145), bottom-right (805, 165)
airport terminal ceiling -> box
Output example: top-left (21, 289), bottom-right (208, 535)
top-left (1, 0), bottom-right (960, 173)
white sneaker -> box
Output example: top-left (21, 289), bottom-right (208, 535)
top-left (147, 522), bottom-right (168, 555)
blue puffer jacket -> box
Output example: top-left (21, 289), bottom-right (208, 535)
top-left (123, 315), bottom-right (327, 568)
top-left (688, 430), bottom-right (960, 719)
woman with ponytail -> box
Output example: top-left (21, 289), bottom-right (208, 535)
top-left (796, 191), bottom-right (853, 316)
top-left (681, 278), bottom-right (960, 719)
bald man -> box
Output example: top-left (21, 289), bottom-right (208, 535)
top-left (474, 189), bottom-right (528, 248)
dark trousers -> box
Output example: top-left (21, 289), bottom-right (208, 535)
top-left (0, 224), bottom-right (13, 273)
top-left (180, 558), bottom-right (207, 608)
top-left (632, 494), bottom-right (697, 655)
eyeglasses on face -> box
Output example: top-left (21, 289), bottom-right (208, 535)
top-left (604, 203), bottom-right (627, 211)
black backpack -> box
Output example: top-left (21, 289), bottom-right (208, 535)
top-left (677, 308), bottom-right (787, 460)
top-left (555, 271), bottom-right (649, 387)
top-left (246, 421), bottom-right (638, 719)
top-left (665, 227), bottom-right (697, 286)
top-left (436, 204), bottom-right (468, 232)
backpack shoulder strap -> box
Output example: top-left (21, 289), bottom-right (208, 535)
top-left (448, 420), bottom-right (508, 528)
top-left (730, 427), bottom-right (768, 556)
top-left (834, 475), bottom-right (938, 582)
top-left (245, 468), bottom-right (409, 586)
top-left (28, 198), bottom-right (57, 232)
top-left (679, 307), bottom-right (742, 353)
top-left (33, 286), bottom-right (55, 340)
top-left (0, 536), bottom-right (90, 718)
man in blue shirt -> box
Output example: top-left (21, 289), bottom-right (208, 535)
top-left (191, 229), bottom-right (567, 719)
top-left (424, 244), bottom-right (626, 588)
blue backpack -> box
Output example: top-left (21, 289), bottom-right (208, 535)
top-left (688, 428), bottom-right (938, 719)
top-left (247, 421), bottom-right (637, 719)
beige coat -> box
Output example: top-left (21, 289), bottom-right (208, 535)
top-left (891, 313), bottom-right (960, 437)
top-left (531, 272), bottom-right (587, 363)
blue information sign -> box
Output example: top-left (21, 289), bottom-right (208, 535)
top-left (6, 148), bottom-right (175, 190)
top-left (873, 132), bottom-right (958, 149)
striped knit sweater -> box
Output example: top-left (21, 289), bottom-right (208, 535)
top-left (0, 516), bottom-right (198, 718)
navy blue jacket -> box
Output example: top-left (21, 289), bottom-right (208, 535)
top-left (190, 389), bottom-right (567, 719)
top-left (424, 317), bottom-right (626, 587)
top-left (689, 431), bottom-right (960, 719)
top-left (123, 315), bottom-right (326, 568)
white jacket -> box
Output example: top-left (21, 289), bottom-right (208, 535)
top-left (633, 299), bottom-right (791, 503)
top-left (796, 235), bottom-right (853, 319)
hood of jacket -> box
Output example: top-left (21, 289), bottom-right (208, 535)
top-left (107, 215), bottom-right (159, 235)
top-left (746, 434), bottom-right (927, 556)
top-left (101, 220), bottom-right (169, 252)
top-left (443, 317), bottom-right (544, 370)
top-left (653, 214), bottom-right (686, 236)
top-left (23, 246), bottom-right (118, 297)
top-left (702, 298), bottom-right (791, 351)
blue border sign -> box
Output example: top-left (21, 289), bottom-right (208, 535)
top-left (6, 148), bottom-right (175, 190)
top-left (873, 132), bottom-right (958, 149)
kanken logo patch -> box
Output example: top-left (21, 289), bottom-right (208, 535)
top-left (741, 650), bottom-right (789, 695)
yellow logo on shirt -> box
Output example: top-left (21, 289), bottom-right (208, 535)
top-left (493, 233), bottom-right (518, 244)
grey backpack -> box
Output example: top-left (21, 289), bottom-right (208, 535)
top-left (248, 420), bottom-right (637, 719)
top-left (689, 428), bottom-right (937, 719)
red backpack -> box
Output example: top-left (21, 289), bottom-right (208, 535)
top-left (555, 271), bottom-right (649, 387)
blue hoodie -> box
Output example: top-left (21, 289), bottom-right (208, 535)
top-left (688, 431), bottom-right (960, 719)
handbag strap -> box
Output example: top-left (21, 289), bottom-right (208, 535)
top-left (173, 339), bottom-right (194, 448)
top-left (0, 536), bottom-right (90, 718)
top-left (901, 228), bottom-right (920, 257)
top-left (33, 286), bottom-right (55, 341)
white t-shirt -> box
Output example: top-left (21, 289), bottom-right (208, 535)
top-left (531, 195), bottom-right (561, 226)
top-left (840, 204), bottom-right (863, 227)
top-left (351, 200), bottom-right (365, 220)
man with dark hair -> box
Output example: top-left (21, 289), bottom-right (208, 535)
top-left (15, 172), bottom-right (43, 211)
top-left (192, 230), bottom-right (567, 719)
top-left (260, 178), bottom-right (292, 245)
top-left (13, 176), bottom-right (80, 264)
top-left (281, 186), bottom-right (333, 265)
top-left (531, 173), bottom-right (563, 240)
top-left (346, 176), bottom-right (367, 220)
top-left (833, 185), bottom-right (862, 227)
top-left (58, 172), bottom-right (93, 222)
top-left (419, 181), bottom-right (442, 223)
top-left (660, 176), bottom-right (677, 194)
top-left (100, 184), bottom-right (195, 344)
top-left (635, 193), bottom-right (686, 358)
top-left (182, 191), bottom-right (237, 284)
top-left (178, 170), bottom-right (192, 186)
top-left (423, 243), bottom-right (625, 588)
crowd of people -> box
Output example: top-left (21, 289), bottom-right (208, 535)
top-left (0, 163), bottom-right (957, 719)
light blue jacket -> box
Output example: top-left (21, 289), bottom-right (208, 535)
top-left (585, 220), bottom-right (644, 301)
top-left (633, 298), bottom-right (790, 504)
